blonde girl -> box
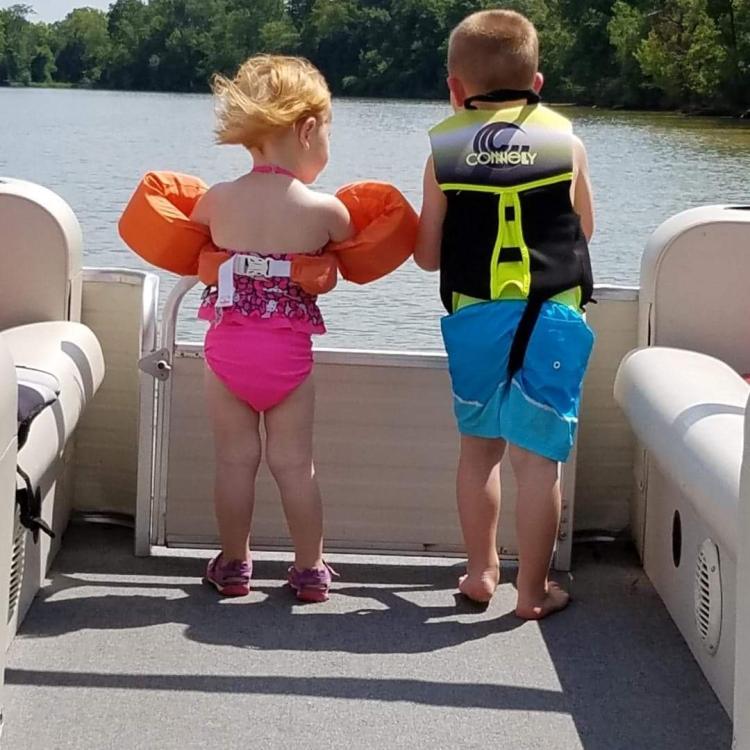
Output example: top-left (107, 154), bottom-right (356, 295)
top-left (192, 55), bottom-right (352, 601)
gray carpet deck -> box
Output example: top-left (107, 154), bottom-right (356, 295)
top-left (3, 523), bottom-right (732, 749)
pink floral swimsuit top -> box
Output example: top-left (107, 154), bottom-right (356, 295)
top-left (198, 250), bottom-right (326, 335)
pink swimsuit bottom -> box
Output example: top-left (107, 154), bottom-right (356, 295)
top-left (204, 314), bottom-right (315, 412)
top-left (199, 250), bottom-right (326, 412)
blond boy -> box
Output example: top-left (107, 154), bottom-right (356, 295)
top-left (415, 10), bottom-right (595, 619)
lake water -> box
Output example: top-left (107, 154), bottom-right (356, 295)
top-left (1, 88), bottom-right (749, 349)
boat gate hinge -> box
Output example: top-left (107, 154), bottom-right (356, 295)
top-left (138, 348), bottom-right (172, 381)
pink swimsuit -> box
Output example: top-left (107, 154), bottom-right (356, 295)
top-left (200, 165), bottom-right (325, 411)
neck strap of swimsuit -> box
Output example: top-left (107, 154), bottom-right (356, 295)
top-left (252, 164), bottom-right (298, 179)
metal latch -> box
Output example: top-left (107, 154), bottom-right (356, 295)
top-left (138, 348), bottom-right (172, 381)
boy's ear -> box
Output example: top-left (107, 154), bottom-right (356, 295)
top-left (297, 116), bottom-right (317, 150)
top-left (447, 76), bottom-right (467, 109)
top-left (532, 72), bottom-right (544, 94)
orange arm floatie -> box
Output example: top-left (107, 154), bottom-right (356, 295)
top-left (119, 172), bottom-right (417, 294)
top-left (119, 171), bottom-right (338, 294)
top-left (118, 172), bottom-right (212, 276)
top-left (329, 181), bottom-right (418, 284)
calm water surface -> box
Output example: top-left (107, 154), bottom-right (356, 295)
top-left (1, 88), bottom-right (749, 348)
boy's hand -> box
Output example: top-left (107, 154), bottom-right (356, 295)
top-left (414, 156), bottom-right (446, 272)
top-left (572, 137), bottom-right (595, 242)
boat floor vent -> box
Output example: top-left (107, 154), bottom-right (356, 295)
top-left (8, 507), bottom-right (26, 624)
top-left (694, 539), bottom-right (722, 655)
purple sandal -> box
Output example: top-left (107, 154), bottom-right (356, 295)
top-left (287, 562), bottom-right (338, 602)
top-left (205, 554), bottom-right (252, 597)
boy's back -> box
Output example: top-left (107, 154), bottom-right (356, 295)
top-left (414, 9), bottom-right (596, 619)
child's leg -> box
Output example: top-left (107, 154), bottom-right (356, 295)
top-left (264, 375), bottom-right (323, 571)
top-left (509, 444), bottom-right (569, 619)
top-left (205, 365), bottom-right (262, 561)
top-left (456, 434), bottom-right (506, 602)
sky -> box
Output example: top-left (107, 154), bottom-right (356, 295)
top-left (2, 1), bottom-right (111, 22)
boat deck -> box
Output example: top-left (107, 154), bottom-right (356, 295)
top-left (3, 523), bottom-right (732, 749)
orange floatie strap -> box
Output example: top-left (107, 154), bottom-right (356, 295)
top-left (119, 172), bottom-right (416, 293)
top-left (196, 248), bottom-right (338, 294)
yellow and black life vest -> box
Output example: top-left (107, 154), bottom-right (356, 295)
top-left (429, 90), bottom-right (594, 374)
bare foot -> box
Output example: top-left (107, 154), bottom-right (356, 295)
top-left (458, 566), bottom-right (500, 604)
top-left (515, 581), bottom-right (570, 620)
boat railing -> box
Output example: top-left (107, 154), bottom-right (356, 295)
top-left (136, 275), bottom-right (610, 566)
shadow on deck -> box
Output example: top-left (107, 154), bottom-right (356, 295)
top-left (3, 523), bottom-right (732, 749)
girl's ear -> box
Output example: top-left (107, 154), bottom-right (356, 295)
top-left (532, 72), bottom-right (544, 94)
top-left (297, 116), bottom-right (317, 150)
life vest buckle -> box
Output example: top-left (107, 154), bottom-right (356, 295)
top-left (234, 254), bottom-right (271, 278)
top-left (232, 254), bottom-right (293, 279)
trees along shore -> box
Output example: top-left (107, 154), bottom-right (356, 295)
top-left (0, 0), bottom-right (748, 115)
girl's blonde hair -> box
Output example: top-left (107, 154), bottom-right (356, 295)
top-left (212, 55), bottom-right (331, 149)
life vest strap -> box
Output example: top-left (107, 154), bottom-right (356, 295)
top-left (508, 297), bottom-right (544, 377)
top-left (216, 254), bottom-right (294, 308)
top-left (464, 89), bottom-right (541, 110)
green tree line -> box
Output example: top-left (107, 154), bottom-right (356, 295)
top-left (0, 0), bottom-right (748, 112)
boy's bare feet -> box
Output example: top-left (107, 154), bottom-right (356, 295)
top-left (458, 565), bottom-right (500, 603)
top-left (515, 581), bottom-right (570, 620)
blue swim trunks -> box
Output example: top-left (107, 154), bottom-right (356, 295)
top-left (440, 300), bottom-right (595, 462)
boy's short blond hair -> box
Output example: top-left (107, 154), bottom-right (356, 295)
top-left (448, 10), bottom-right (539, 93)
top-left (212, 55), bottom-right (331, 149)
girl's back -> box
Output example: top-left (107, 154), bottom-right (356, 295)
top-left (200, 171), bottom-right (346, 255)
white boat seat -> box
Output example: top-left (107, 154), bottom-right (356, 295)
top-left (1, 322), bottom-right (105, 489)
top-left (614, 346), bottom-right (747, 559)
top-left (0, 339), bottom-right (16, 734)
top-left (16, 367), bottom-right (60, 450)
top-left (0, 178), bottom-right (83, 330)
top-left (638, 205), bottom-right (750, 373)
top-left (15, 367), bottom-right (61, 540)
